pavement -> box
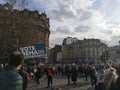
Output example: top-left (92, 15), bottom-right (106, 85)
top-left (27, 76), bottom-right (94, 90)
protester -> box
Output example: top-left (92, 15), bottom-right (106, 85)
top-left (28, 71), bottom-right (33, 83)
top-left (71, 64), bottom-right (78, 85)
top-left (91, 66), bottom-right (98, 88)
top-left (95, 67), bottom-right (120, 90)
top-left (65, 65), bottom-right (71, 85)
top-left (19, 67), bottom-right (28, 90)
top-left (97, 65), bottom-right (104, 80)
top-left (0, 49), bottom-right (24, 90)
top-left (46, 65), bottom-right (53, 87)
top-left (34, 67), bottom-right (41, 85)
top-left (84, 66), bottom-right (89, 81)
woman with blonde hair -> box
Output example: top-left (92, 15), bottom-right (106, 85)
top-left (95, 67), bottom-right (120, 90)
top-left (103, 67), bottom-right (118, 90)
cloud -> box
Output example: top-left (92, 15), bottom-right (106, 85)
top-left (52, 3), bottom-right (76, 21)
top-left (74, 25), bottom-right (91, 32)
top-left (49, 37), bottom-right (65, 48)
top-left (52, 25), bottom-right (72, 34)
top-left (107, 35), bottom-right (120, 46)
top-left (77, 10), bottom-right (93, 21)
top-left (56, 26), bottom-right (72, 34)
top-left (111, 35), bottom-right (120, 41)
top-left (1, 0), bottom-right (120, 48)
top-left (0, 0), bottom-right (4, 4)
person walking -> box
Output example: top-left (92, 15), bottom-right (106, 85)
top-left (46, 65), bottom-right (53, 87)
top-left (0, 49), bottom-right (24, 90)
top-left (84, 66), bottom-right (89, 81)
top-left (34, 67), bottom-right (42, 85)
top-left (65, 65), bottom-right (71, 85)
top-left (71, 64), bottom-right (78, 85)
top-left (91, 66), bottom-right (98, 88)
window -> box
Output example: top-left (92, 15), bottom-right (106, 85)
top-left (41, 31), bottom-right (45, 37)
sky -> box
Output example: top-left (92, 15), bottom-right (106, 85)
top-left (1, 0), bottom-right (120, 48)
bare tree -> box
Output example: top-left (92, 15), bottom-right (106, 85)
top-left (4, 0), bottom-right (16, 7)
top-left (4, 0), bottom-right (28, 10)
top-left (16, 0), bottom-right (28, 10)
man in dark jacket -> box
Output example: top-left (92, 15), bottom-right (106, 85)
top-left (19, 67), bottom-right (28, 90)
top-left (65, 65), bottom-right (71, 85)
top-left (34, 67), bottom-right (42, 85)
top-left (0, 49), bottom-right (24, 90)
top-left (71, 65), bottom-right (78, 85)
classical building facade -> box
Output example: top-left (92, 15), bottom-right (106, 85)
top-left (0, 4), bottom-right (50, 62)
top-left (62, 37), bottom-right (80, 63)
top-left (48, 45), bottom-right (62, 63)
top-left (62, 37), bottom-right (107, 64)
top-left (108, 41), bottom-right (120, 64)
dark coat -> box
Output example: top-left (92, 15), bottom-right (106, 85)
top-left (65, 66), bottom-right (71, 77)
top-left (19, 70), bottom-right (28, 90)
top-left (35, 67), bottom-right (42, 79)
top-left (71, 66), bottom-right (78, 81)
top-left (95, 76), bottom-right (120, 90)
top-left (0, 65), bottom-right (23, 90)
top-left (116, 76), bottom-right (120, 90)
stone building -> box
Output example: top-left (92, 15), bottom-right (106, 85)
top-left (62, 37), bottom-right (107, 64)
top-left (108, 41), bottom-right (120, 64)
top-left (48, 45), bottom-right (62, 64)
top-left (62, 37), bottom-right (80, 63)
top-left (0, 4), bottom-right (50, 62)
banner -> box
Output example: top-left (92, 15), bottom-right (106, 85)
top-left (75, 59), bottom-right (81, 65)
top-left (93, 58), bottom-right (97, 65)
top-left (18, 44), bottom-right (46, 59)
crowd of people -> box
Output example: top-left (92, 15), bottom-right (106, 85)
top-left (0, 49), bottom-right (120, 90)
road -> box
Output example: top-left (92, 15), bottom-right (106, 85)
top-left (27, 76), bottom-right (94, 90)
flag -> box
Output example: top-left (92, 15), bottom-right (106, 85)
top-left (85, 58), bottom-right (89, 64)
top-left (75, 59), bottom-right (81, 65)
top-left (93, 58), bottom-right (97, 65)
top-left (85, 58), bottom-right (88, 61)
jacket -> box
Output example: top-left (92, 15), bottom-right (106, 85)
top-left (0, 65), bottom-right (23, 90)
top-left (95, 76), bottom-right (120, 90)
top-left (18, 70), bottom-right (28, 90)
